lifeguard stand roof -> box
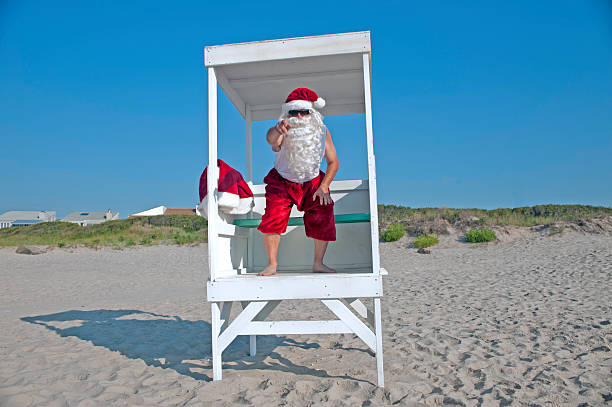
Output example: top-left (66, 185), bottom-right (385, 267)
top-left (204, 31), bottom-right (371, 121)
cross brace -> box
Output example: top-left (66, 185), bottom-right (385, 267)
top-left (210, 297), bottom-right (384, 386)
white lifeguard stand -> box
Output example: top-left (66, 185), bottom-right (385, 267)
top-left (204, 31), bottom-right (386, 386)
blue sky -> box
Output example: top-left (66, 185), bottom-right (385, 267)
top-left (1, 0), bottom-right (611, 218)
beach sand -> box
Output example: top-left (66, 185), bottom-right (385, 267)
top-left (0, 231), bottom-right (610, 406)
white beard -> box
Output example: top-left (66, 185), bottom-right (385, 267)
top-left (280, 110), bottom-right (325, 182)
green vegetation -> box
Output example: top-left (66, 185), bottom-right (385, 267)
top-left (0, 215), bottom-right (207, 247)
top-left (1, 204), bottom-right (609, 247)
top-left (465, 226), bottom-right (496, 243)
top-left (381, 223), bottom-right (405, 242)
top-left (378, 204), bottom-right (612, 235)
top-left (413, 234), bottom-right (439, 248)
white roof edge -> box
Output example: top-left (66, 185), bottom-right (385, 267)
top-left (131, 205), bottom-right (167, 217)
top-left (205, 31), bottom-right (371, 67)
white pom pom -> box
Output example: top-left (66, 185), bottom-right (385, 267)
top-left (313, 97), bottom-right (325, 109)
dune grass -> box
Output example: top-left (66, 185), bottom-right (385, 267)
top-left (1, 204), bottom-right (610, 247)
top-left (381, 223), bottom-right (405, 242)
top-left (413, 234), bottom-right (440, 248)
top-left (0, 215), bottom-right (207, 247)
top-left (378, 204), bottom-right (612, 235)
top-left (465, 227), bottom-right (496, 243)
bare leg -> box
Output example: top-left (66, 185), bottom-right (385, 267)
top-left (259, 233), bottom-right (280, 276)
top-left (313, 239), bottom-right (336, 273)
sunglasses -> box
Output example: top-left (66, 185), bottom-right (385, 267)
top-left (288, 109), bottom-right (310, 117)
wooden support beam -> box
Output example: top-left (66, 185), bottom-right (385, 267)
top-left (220, 302), bottom-right (232, 334)
top-left (215, 68), bottom-right (246, 118)
top-left (204, 31), bottom-right (370, 66)
top-left (246, 108), bottom-right (254, 276)
top-left (344, 298), bottom-right (375, 328)
top-left (254, 300), bottom-right (281, 321)
top-left (231, 69), bottom-right (363, 88)
top-left (211, 302), bottom-right (222, 380)
top-left (207, 67), bottom-right (219, 281)
top-left (362, 52), bottom-right (381, 275)
top-left (243, 320), bottom-right (351, 335)
top-left (218, 301), bottom-right (268, 353)
top-left (208, 274), bottom-right (382, 302)
top-left (374, 298), bottom-right (384, 387)
top-left (245, 108), bottom-right (253, 183)
top-left (322, 299), bottom-right (376, 351)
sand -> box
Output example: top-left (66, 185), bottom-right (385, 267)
top-left (0, 231), bottom-right (610, 406)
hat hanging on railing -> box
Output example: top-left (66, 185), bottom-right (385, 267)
top-left (197, 159), bottom-right (254, 218)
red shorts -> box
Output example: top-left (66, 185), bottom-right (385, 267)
top-left (257, 168), bottom-right (336, 241)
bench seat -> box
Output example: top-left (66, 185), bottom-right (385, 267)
top-left (233, 213), bottom-right (370, 228)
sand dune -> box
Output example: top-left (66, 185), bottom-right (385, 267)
top-left (0, 231), bottom-right (610, 406)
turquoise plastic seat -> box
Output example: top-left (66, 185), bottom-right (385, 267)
top-left (233, 213), bottom-right (370, 228)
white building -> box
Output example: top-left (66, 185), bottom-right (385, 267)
top-left (0, 211), bottom-right (56, 229)
top-left (129, 206), bottom-right (166, 217)
top-left (129, 206), bottom-right (196, 217)
top-left (62, 210), bottom-right (119, 226)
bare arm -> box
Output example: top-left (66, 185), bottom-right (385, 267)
top-left (266, 120), bottom-right (291, 152)
top-left (320, 128), bottom-right (339, 191)
top-left (313, 128), bottom-right (339, 204)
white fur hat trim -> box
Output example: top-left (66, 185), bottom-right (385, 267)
top-left (282, 97), bottom-right (326, 113)
top-left (313, 97), bottom-right (325, 109)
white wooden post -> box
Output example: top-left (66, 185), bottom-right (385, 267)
top-left (362, 53), bottom-right (381, 275)
top-left (374, 298), bottom-right (384, 387)
top-left (249, 335), bottom-right (257, 357)
top-left (245, 109), bottom-right (256, 354)
top-left (207, 67), bottom-right (219, 281)
top-left (246, 108), bottom-right (255, 274)
top-left (211, 302), bottom-right (222, 380)
top-left (246, 108), bottom-right (253, 184)
top-left (363, 52), bottom-right (384, 386)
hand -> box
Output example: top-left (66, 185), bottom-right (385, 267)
top-left (313, 186), bottom-right (333, 205)
top-left (266, 120), bottom-right (291, 152)
top-left (271, 120), bottom-right (291, 152)
top-left (275, 119), bottom-right (291, 136)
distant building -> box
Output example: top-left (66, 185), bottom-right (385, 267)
top-left (129, 206), bottom-right (167, 217)
top-left (0, 211), bottom-right (56, 229)
top-left (62, 209), bottom-right (119, 226)
top-left (129, 206), bottom-right (196, 217)
top-left (12, 220), bottom-right (43, 227)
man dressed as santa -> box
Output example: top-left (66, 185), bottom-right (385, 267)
top-left (257, 88), bottom-right (339, 276)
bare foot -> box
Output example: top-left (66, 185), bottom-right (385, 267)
top-left (312, 263), bottom-right (336, 273)
top-left (258, 265), bottom-right (277, 276)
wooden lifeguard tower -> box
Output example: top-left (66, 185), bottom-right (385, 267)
top-left (204, 31), bottom-right (386, 386)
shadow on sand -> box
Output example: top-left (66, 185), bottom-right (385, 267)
top-left (21, 309), bottom-right (371, 383)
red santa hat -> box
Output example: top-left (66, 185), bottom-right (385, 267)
top-left (282, 87), bottom-right (326, 114)
top-left (197, 159), bottom-right (254, 217)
